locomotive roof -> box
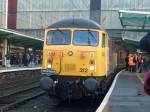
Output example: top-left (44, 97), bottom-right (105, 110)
top-left (47, 18), bottom-right (103, 30)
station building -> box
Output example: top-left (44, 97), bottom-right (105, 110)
top-left (1, 0), bottom-right (150, 37)
top-left (0, 0), bottom-right (150, 66)
top-left (1, 0), bottom-right (150, 38)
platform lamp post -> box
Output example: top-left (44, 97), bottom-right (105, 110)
top-left (5, 0), bottom-right (8, 29)
top-left (2, 0), bottom-right (8, 67)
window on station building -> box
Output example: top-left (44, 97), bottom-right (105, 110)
top-left (102, 33), bottom-right (105, 48)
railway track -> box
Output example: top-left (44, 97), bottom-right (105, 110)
top-left (0, 68), bottom-right (44, 111)
top-left (0, 86), bottom-right (45, 112)
top-left (5, 94), bottom-right (100, 112)
top-left (0, 74), bottom-right (116, 112)
top-left (0, 70), bottom-right (119, 112)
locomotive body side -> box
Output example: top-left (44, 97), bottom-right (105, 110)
top-left (108, 40), bottom-right (127, 73)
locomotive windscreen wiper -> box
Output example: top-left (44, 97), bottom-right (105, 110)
top-left (56, 28), bottom-right (66, 36)
top-left (87, 30), bottom-right (97, 41)
top-left (55, 28), bottom-right (68, 44)
top-left (87, 30), bottom-right (97, 46)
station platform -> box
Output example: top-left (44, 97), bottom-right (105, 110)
top-left (0, 66), bottom-right (42, 73)
top-left (0, 66), bottom-right (42, 97)
top-left (96, 70), bottom-right (150, 112)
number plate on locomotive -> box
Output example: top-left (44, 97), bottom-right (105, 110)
top-left (79, 68), bottom-right (88, 72)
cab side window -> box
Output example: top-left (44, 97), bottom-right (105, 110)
top-left (102, 33), bottom-right (105, 48)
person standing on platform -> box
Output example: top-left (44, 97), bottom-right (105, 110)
top-left (5, 52), bottom-right (11, 67)
top-left (144, 70), bottom-right (150, 96)
top-left (125, 54), bottom-right (129, 71)
top-left (136, 54), bottom-right (140, 72)
top-left (35, 54), bottom-right (39, 66)
top-left (133, 54), bottom-right (138, 72)
top-left (128, 54), bottom-right (135, 72)
top-left (22, 53), bottom-right (27, 66)
top-left (18, 52), bottom-right (23, 67)
top-left (143, 55), bottom-right (148, 71)
top-left (139, 55), bottom-right (145, 73)
top-left (30, 53), bottom-right (34, 67)
top-left (26, 52), bottom-right (30, 67)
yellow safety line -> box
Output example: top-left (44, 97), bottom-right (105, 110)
top-left (136, 73), bottom-right (144, 85)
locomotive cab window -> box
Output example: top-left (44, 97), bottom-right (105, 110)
top-left (73, 30), bottom-right (98, 46)
top-left (102, 33), bottom-right (106, 48)
top-left (46, 30), bottom-right (71, 45)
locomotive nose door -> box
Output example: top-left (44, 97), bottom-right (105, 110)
top-left (47, 50), bottom-right (64, 74)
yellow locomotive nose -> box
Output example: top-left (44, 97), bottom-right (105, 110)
top-left (41, 18), bottom-right (114, 101)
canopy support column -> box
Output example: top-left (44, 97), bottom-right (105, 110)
top-left (2, 39), bottom-right (8, 67)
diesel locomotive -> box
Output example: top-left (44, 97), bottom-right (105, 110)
top-left (40, 18), bottom-right (125, 102)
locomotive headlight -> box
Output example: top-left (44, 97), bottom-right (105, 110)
top-left (90, 66), bottom-right (95, 71)
top-left (54, 80), bottom-right (58, 84)
top-left (47, 64), bottom-right (51, 68)
top-left (68, 51), bottom-right (73, 56)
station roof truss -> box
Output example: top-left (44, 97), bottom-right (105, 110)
top-left (122, 38), bottom-right (140, 47)
top-left (119, 10), bottom-right (150, 29)
top-left (0, 27), bottom-right (44, 49)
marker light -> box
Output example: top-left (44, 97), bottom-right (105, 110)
top-left (89, 60), bottom-right (95, 65)
top-left (90, 66), bottom-right (95, 71)
top-left (48, 64), bottom-right (51, 68)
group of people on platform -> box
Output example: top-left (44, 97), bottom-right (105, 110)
top-left (5, 52), bottom-right (41, 67)
top-left (125, 53), bottom-right (147, 73)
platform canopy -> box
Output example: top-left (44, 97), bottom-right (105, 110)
top-left (119, 10), bottom-right (150, 29)
top-left (118, 10), bottom-right (150, 47)
top-left (0, 28), bottom-right (44, 49)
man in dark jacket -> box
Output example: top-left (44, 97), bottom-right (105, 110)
top-left (140, 33), bottom-right (150, 95)
top-left (144, 70), bottom-right (150, 96)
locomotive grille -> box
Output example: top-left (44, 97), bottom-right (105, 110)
top-left (65, 64), bottom-right (76, 72)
